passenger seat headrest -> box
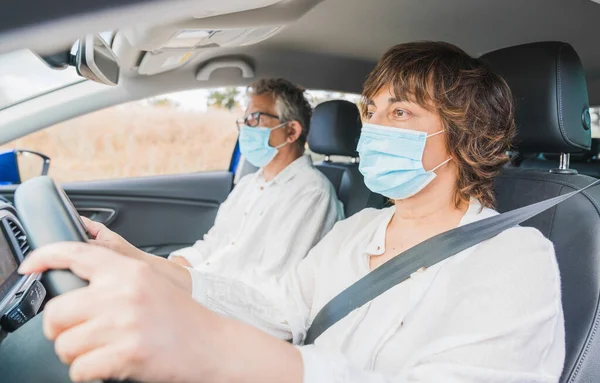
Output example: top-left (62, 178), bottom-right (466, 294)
top-left (480, 41), bottom-right (591, 153)
top-left (308, 100), bottom-right (362, 157)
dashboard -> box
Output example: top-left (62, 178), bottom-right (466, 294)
top-left (0, 230), bottom-right (19, 300)
top-left (0, 203), bottom-right (44, 335)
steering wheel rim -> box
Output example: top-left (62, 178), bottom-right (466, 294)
top-left (14, 176), bottom-right (89, 297)
top-left (15, 176), bottom-right (88, 246)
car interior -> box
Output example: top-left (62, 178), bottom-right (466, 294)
top-left (483, 41), bottom-right (600, 382)
top-left (0, 0), bottom-right (600, 382)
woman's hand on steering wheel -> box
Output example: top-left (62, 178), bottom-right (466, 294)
top-left (17, 242), bottom-right (219, 383)
top-left (82, 217), bottom-right (148, 261)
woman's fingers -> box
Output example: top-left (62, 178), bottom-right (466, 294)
top-left (54, 315), bottom-right (124, 365)
top-left (80, 216), bottom-right (104, 239)
top-left (42, 286), bottom-right (113, 341)
top-left (19, 241), bottom-right (137, 278)
top-left (68, 343), bottom-right (142, 383)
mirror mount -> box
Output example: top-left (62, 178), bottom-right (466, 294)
top-left (36, 34), bottom-right (120, 86)
top-left (37, 50), bottom-right (71, 70)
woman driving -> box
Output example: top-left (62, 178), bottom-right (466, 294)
top-left (20, 41), bottom-right (565, 383)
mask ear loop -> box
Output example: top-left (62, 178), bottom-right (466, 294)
top-left (431, 157), bottom-right (452, 172)
top-left (426, 129), bottom-right (445, 138)
top-left (270, 121), bottom-right (291, 149)
top-left (269, 122), bottom-right (288, 131)
top-left (426, 130), bottom-right (450, 172)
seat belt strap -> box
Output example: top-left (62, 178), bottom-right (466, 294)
top-left (366, 192), bottom-right (391, 210)
top-left (304, 179), bottom-right (600, 345)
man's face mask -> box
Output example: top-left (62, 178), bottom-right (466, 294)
top-left (357, 123), bottom-right (451, 200)
top-left (238, 123), bottom-right (289, 168)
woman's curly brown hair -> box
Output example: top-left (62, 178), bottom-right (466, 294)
top-left (361, 41), bottom-right (516, 208)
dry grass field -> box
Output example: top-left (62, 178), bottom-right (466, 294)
top-left (0, 102), bottom-right (240, 183)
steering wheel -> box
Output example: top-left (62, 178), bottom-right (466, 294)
top-left (16, 176), bottom-right (89, 296)
top-left (0, 177), bottom-right (125, 383)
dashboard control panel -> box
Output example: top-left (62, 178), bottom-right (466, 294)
top-left (0, 205), bottom-right (44, 334)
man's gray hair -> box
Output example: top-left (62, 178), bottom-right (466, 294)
top-left (247, 78), bottom-right (312, 148)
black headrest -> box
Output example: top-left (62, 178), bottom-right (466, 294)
top-left (480, 42), bottom-right (591, 153)
top-left (308, 100), bottom-right (362, 157)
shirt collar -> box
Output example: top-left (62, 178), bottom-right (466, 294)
top-left (255, 155), bottom-right (313, 186)
top-left (364, 198), bottom-right (498, 256)
top-left (364, 207), bottom-right (395, 255)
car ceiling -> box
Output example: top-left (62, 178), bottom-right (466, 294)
top-left (1, 0), bottom-right (600, 144)
top-left (117, 0), bottom-right (600, 98)
top-left (266, 0), bottom-right (600, 100)
top-left (5, 0), bottom-right (600, 83)
top-left (272, 0), bottom-right (598, 62)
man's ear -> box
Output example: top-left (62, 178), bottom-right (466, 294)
top-left (286, 120), bottom-right (303, 144)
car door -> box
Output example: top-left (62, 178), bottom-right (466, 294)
top-left (0, 89), bottom-right (243, 257)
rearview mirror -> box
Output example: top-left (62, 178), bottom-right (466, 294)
top-left (75, 34), bottom-right (120, 86)
top-left (0, 150), bottom-right (51, 185)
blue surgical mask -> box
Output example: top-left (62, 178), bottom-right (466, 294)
top-left (357, 123), bottom-right (451, 200)
top-left (239, 123), bottom-right (289, 168)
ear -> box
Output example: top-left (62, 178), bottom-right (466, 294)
top-left (286, 120), bottom-right (303, 144)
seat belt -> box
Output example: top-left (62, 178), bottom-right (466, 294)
top-left (365, 192), bottom-right (386, 209)
top-left (304, 179), bottom-right (600, 345)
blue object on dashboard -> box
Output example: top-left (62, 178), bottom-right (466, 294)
top-left (0, 150), bottom-right (20, 185)
top-left (229, 140), bottom-right (241, 174)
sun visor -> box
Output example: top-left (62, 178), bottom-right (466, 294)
top-left (126, 26), bottom-right (283, 52)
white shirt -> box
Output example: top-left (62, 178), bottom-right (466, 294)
top-left (188, 200), bottom-right (565, 382)
top-left (171, 155), bottom-right (344, 281)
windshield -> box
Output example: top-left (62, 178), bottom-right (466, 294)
top-left (0, 49), bottom-right (83, 110)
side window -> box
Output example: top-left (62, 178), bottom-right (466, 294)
top-left (590, 107), bottom-right (600, 157)
top-left (0, 88), bottom-right (243, 183)
top-left (591, 107), bottom-right (600, 139)
top-left (305, 90), bottom-right (362, 163)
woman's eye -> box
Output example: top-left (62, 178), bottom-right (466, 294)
top-left (366, 111), bottom-right (374, 120)
top-left (394, 109), bottom-right (408, 118)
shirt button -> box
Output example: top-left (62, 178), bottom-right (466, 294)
top-left (377, 246), bottom-right (380, 250)
top-left (231, 241), bottom-right (236, 245)
top-left (205, 261), bottom-right (211, 266)
top-left (260, 186), bottom-right (264, 191)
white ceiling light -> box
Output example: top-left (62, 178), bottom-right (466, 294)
top-left (163, 30), bottom-right (213, 49)
top-left (191, 0), bottom-right (284, 19)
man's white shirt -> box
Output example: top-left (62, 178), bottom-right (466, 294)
top-left (170, 155), bottom-right (344, 280)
